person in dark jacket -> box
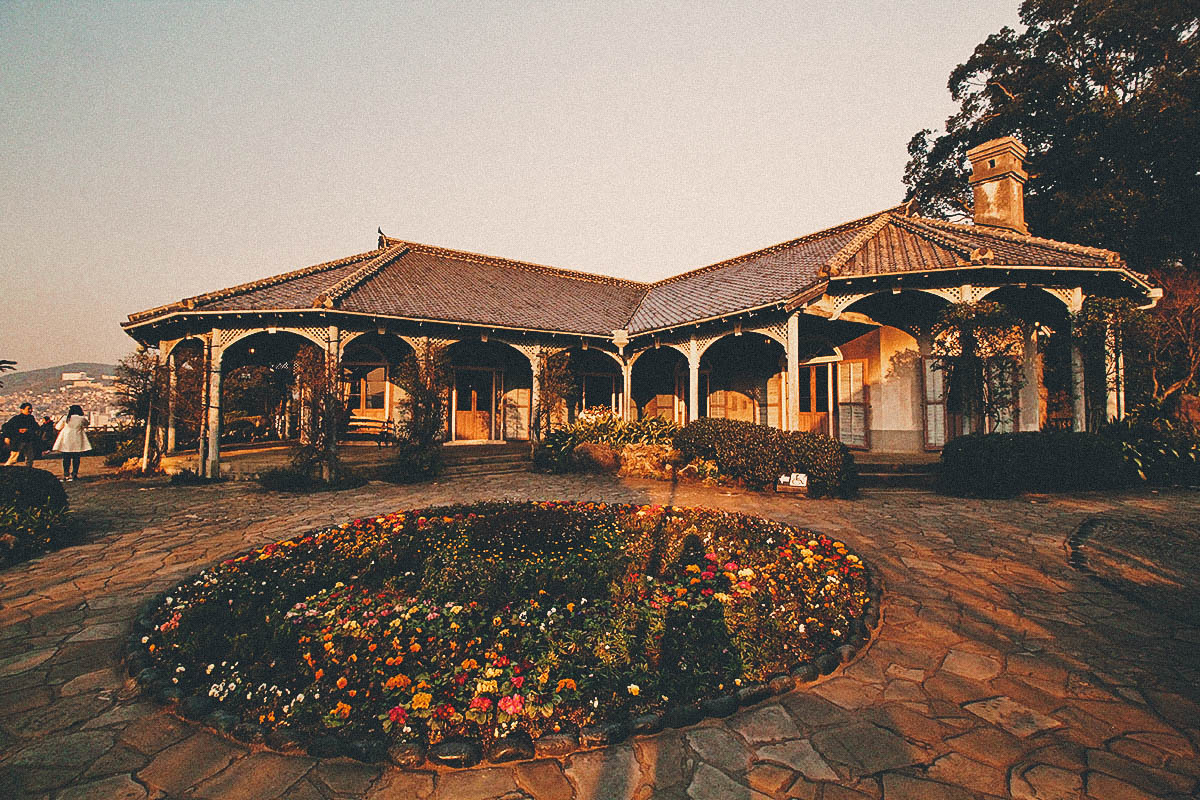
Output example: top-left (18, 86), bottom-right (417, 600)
top-left (3, 403), bottom-right (41, 466)
top-left (39, 415), bottom-right (56, 457)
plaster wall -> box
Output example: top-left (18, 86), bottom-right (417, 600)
top-left (839, 326), bottom-right (924, 453)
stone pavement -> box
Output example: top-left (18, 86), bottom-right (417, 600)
top-left (1, 472), bottom-right (1198, 799)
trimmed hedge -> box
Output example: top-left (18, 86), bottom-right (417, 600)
top-left (0, 466), bottom-right (73, 567)
top-left (673, 418), bottom-right (856, 497)
top-left (0, 466), bottom-right (68, 511)
top-left (937, 431), bottom-right (1130, 497)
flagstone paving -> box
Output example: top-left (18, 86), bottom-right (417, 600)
top-left (1, 473), bottom-right (1198, 799)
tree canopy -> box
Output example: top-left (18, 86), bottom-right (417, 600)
top-left (904, 0), bottom-right (1199, 273)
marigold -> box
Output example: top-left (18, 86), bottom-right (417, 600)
top-left (410, 692), bottom-right (433, 710)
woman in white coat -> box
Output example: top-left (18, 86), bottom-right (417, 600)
top-left (53, 405), bottom-right (91, 481)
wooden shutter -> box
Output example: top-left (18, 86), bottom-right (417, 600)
top-left (922, 357), bottom-right (947, 449)
top-left (837, 360), bottom-right (868, 449)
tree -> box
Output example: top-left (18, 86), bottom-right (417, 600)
top-left (115, 348), bottom-right (164, 425)
top-left (289, 345), bottom-right (344, 484)
top-left (1074, 268), bottom-right (1200, 414)
top-left (0, 359), bottom-right (15, 388)
top-left (530, 349), bottom-right (575, 442)
top-left (931, 302), bottom-right (1026, 433)
top-left (388, 340), bottom-right (450, 482)
top-left (904, 0), bottom-right (1200, 273)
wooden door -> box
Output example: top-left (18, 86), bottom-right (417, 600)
top-left (454, 369), bottom-right (493, 441)
top-left (795, 364), bottom-right (830, 433)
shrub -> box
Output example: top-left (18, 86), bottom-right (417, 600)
top-left (103, 433), bottom-right (143, 467)
top-left (674, 418), bottom-right (855, 497)
top-left (258, 466), bottom-right (366, 493)
top-left (0, 466), bottom-right (74, 567)
top-left (0, 465), bottom-right (68, 511)
top-left (937, 431), bottom-right (1130, 497)
top-left (380, 439), bottom-right (443, 484)
top-left (531, 431), bottom-right (575, 473)
top-left (1100, 415), bottom-right (1200, 486)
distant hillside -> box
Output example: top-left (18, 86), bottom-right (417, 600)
top-left (0, 363), bottom-right (117, 397)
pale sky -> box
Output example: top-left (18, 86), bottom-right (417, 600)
top-left (1, 1), bottom-right (1021, 370)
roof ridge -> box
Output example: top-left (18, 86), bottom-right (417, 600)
top-left (318, 245), bottom-right (410, 308)
top-left (646, 203), bottom-right (915, 289)
top-left (393, 240), bottom-right (651, 289)
top-left (890, 215), bottom-right (980, 260)
top-left (917, 216), bottom-right (1125, 263)
top-left (820, 213), bottom-right (898, 278)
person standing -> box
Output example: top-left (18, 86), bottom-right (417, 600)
top-left (39, 415), bottom-right (56, 459)
top-left (53, 405), bottom-right (92, 481)
top-left (3, 403), bottom-right (41, 467)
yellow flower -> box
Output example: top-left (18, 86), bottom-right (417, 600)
top-left (410, 692), bottom-right (433, 710)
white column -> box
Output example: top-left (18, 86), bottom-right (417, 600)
top-left (1019, 325), bottom-right (1042, 432)
top-left (621, 361), bottom-right (633, 422)
top-left (1070, 341), bottom-right (1087, 432)
top-left (165, 348), bottom-right (177, 453)
top-left (1105, 324), bottom-right (1123, 421)
top-left (786, 313), bottom-right (801, 431)
top-left (205, 338), bottom-right (224, 478)
top-left (688, 338), bottom-right (700, 424)
top-left (527, 351), bottom-right (542, 441)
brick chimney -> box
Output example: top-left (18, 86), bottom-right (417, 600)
top-left (966, 137), bottom-right (1029, 235)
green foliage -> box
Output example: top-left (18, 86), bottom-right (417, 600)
top-left (673, 418), bottom-right (856, 497)
top-left (531, 431), bottom-right (575, 473)
top-left (379, 439), bottom-right (443, 484)
top-left (0, 465), bottom-right (68, 511)
top-left (904, 0), bottom-right (1200, 274)
top-left (103, 432), bottom-right (144, 467)
top-left (258, 465), bottom-right (365, 493)
top-left (937, 431), bottom-right (1129, 497)
top-left (0, 466), bottom-right (74, 567)
top-left (1101, 414), bottom-right (1200, 486)
top-left (931, 302), bottom-right (1025, 432)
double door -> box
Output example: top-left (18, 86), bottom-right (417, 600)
top-left (453, 368), bottom-right (503, 441)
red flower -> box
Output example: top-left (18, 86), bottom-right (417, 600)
top-left (388, 705), bottom-right (407, 724)
top-left (511, 675), bottom-right (524, 688)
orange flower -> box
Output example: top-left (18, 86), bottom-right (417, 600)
top-left (333, 701), bottom-right (351, 718)
top-left (314, 669), bottom-right (324, 681)
top-left (556, 678), bottom-right (576, 692)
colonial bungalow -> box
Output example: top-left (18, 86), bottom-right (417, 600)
top-left (123, 138), bottom-right (1159, 477)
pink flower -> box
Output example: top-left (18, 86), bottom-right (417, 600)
top-left (700, 571), bottom-right (714, 580)
top-left (737, 580), bottom-right (752, 590)
top-left (705, 552), bottom-right (718, 561)
top-left (724, 562), bottom-right (738, 571)
top-left (498, 694), bottom-right (525, 715)
top-left (511, 675), bottom-right (525, 688)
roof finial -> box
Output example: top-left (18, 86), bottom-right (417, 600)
top-left (378, 227), bottom-right (386, 249)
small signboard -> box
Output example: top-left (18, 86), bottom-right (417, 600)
top-left (775, 472), bottom-right (809, 495)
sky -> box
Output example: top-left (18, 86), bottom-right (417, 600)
top-left (0, 1), bottom-right (1022, 371)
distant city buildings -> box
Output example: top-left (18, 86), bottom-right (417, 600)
top-left (0, 371), bottom-right (130, 428)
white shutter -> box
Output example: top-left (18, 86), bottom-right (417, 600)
top-left (837, 361), bottom-right (868, 448)
top-left (922, 358), bottom-right (946, 449)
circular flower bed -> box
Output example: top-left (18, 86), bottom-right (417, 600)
top-left (131, 502), bottom-right (875, 765)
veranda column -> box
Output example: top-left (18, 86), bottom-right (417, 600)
top-left (526, 351), bottom-right (542, 441)
top-left (1018, 325), bottom-right (1043, 432)
top-left (688, 337), bottom-right (700, 424)
top-left (1070, 341), bottom-right (1087, 432)
top-left (621, 361), bottom-right (633, 422)
top-left (204, 335), bottom-right (224, 478)
top-left (1105, 323), bottom-right (1125, 421)
top-left (164, 346), bottom-right (177, 453)
top-left (785, 313), bottom-right (801, 431)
